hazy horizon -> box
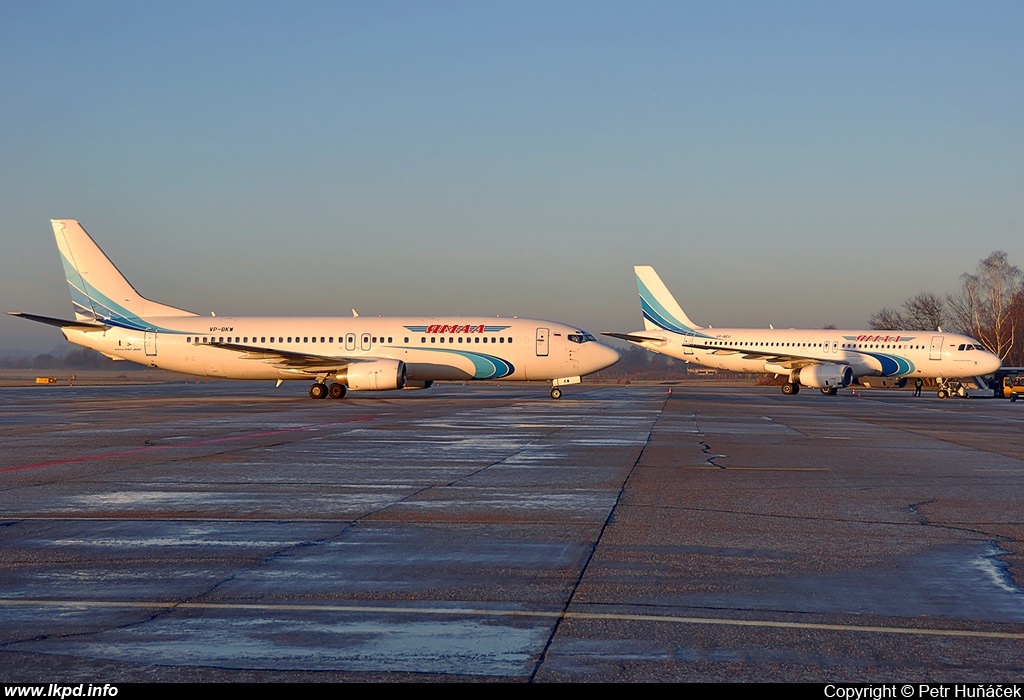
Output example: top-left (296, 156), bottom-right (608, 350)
top-left (3, 2), bottom-right (1021, 353)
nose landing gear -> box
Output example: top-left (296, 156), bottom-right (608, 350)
top-left (935, 379), bottom-right (967, 399)
top-left (550, 376), bottom-right (581, 400)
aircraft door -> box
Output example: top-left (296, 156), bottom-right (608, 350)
top-left (536, 328), bottom-right (549, 357)
top-left (683, 332), bottom-right (694, 355)
top-left (361, 333), bottom-right (371, 351)
top-left (144, 331), bottom-right (157, 356)
top-left (929, 336), bottom-right (944, 361)
top-left (345, 333), bottom-right (356, 351)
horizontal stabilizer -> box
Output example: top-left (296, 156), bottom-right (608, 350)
top-left (7, 311), bottom-right (110, 331)
top-left (602, 331), bottom-right (665, 344)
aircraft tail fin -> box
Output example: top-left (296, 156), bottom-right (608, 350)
top-left (52, 219), bottom-right (197, 327)
top-left (634, 265), bottom-right (702, 333)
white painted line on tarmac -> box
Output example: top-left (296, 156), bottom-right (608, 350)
top-left (3, 598), bottom-right (1022, 641)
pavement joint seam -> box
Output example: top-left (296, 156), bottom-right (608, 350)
top-left (528, 394), bottom-right (670, 682)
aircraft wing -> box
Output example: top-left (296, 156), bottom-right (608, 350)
top-left (604, 331), bottom-right (845, 370)
top-left (675, 338), bottom-right (847, 369)
top-left (209, 341), bottom-right (374, 371)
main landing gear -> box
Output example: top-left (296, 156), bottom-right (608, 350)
top-left (781, 382), bottom-right (800, 395)
top-left (309, 382), bottom-right (347, 399)
top-left (821, 387), bottom-right (838, 396)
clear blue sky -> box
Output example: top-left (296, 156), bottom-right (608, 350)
top-left (2, 1), bottom-right (1022, 353)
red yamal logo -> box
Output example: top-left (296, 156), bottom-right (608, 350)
top-left (856, 334), bottom-right (904, 342)
top-left (427, 324), bottom-right (487, 333)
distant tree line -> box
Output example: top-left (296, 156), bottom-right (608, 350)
top-left (592, 345), bottom-right (756, 381)
top-left (0, 348), bottom-right (144, 370)
top-left (592, 345), bottom-right (680, 380)
top-left (869, 251), bottom-right (1024, 367)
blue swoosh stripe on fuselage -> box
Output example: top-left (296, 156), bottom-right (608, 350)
top-left (412, 348), bottom-right (515, 379)
top-left (853, 352), bottom-right (915, 376)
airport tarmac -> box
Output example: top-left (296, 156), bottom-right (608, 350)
top-left (2, 382), bottom-right (1023, 682)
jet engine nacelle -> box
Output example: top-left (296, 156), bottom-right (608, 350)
top-left (337, 360), bottom-right (407, 391)
top-left (795, 364), bottom-right (853, 389)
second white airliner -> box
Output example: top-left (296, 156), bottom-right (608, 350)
top-left (605, 266), bottom-right (1001, 398)
top-left (10, 220), bottom-right (620, 399)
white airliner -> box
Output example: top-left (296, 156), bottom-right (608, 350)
top-left (604, 266), bottom-right (1001, 398)
top-left (10, 220), bottom-right (619, 399)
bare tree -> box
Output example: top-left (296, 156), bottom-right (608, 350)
top-left (870, 293), bottom-right (946, 331)
top-left (946, 251), bottom-right (1023, 362)
top-left (901, 292), bottom-right (946, 331)
top-left (868, 307), bottom-right (905, 330)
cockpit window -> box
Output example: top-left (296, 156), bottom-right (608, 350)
top-left (567, 332), bottom-right (598, 344)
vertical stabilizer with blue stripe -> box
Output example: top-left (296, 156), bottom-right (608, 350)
top-left (635, 265), bottom-right (702, 334)
top-left (52, 219), bottom-right (197, 327)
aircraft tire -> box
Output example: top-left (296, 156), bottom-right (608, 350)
top-left (328, 383), bottom-right (347, 399)
top-left (781, 383), bottom-right (797, 396)
top-left (309, 383), bottom-right (328, 400)
top-left (937, 389), bottom-right (948, 399)
top-left (821, 387), bottom-right (838, 396)
top-left (550, 387), bottom-right (562, 400)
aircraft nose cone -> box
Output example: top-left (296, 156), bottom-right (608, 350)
top-left (591, 343), bottom-right (621, 373)
top-left (984, 353), bottom-right (1002, 374)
